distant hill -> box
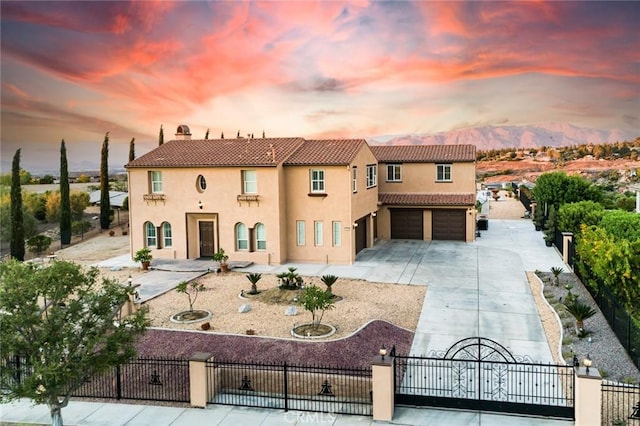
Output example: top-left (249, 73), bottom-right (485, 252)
top-left (368, 123), bottom-right (638, 151)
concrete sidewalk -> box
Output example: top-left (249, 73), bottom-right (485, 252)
top-left (0, 398), bottom-right (571, 425)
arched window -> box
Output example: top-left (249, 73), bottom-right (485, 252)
top-left (255, 223), bottom-right (266, 250)
top-left (162, 222), bottom-right (172, 247)
top-left (145, 221), bottom-right (156, 247)
top-left (236, 223), bottom-right (248, 250)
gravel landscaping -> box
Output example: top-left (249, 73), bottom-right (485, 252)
top-left (535, 270), bottom-right (640, 383)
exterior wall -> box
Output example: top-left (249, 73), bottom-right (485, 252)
top-left (128, 165), bottom-right (286, 263)
top-left (283, 164), bottom-right (355, 264)
top-left (378, 161), bottom-right (475, 194)
top-left (283, 145), bottom-right (378, 264)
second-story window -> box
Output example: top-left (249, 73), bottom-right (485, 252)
top-left (310, 169), bottom-right (325, 193)
top-left (387, 164), bottom-right (402, 182)
top-left (366, 164), bottom-right (377, 188)
top-left (242, 170), bottom-right (257, 194)
top-left (352, 167), bottom-right (357, 193)
top-left (150, 171), bottom-right (162, 193)
top-left (436, 164), bottom-right (452, 182)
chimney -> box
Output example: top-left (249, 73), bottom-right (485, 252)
top-left (175, 125), bottom-right (192, 140)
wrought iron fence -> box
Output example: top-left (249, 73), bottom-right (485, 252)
top-left (207, 359), bottom-right (372, 415)
top-left (394, 355), bottom-right (575, 419)
top-left (554, 229), bottom-right (564, 256)
top-left (574, 261), bottom-right (640, 370)
top-left (519, 186), bottom-right (533, 213)
top-left (602, 381), bottom-right (640, 425)
top-left (1, 355), bottom-right (190, 403)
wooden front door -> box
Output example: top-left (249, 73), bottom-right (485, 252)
top-left (199, 221), bottom-right (215, 258)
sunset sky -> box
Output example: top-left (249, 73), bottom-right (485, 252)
top-left (1, 1), bottom-right (639, 173)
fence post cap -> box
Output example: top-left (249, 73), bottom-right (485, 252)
top-left (575, 366), bottom-right (602, 380)
top-left (190, 352), bottom-right (213, 362)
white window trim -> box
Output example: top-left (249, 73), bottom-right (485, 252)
top-left (436, 164), bottom-right (452, 182)
top-left (387, 164), bottom-right (402, 182)
top-left (296, 221), bottom-right (305, 246)
top-left (145, 222), bottom-right (157, 247)
top-left (366, 164), bottom-right (377, 188)
top-left (332, 221), bottom-right (342, 247)
top-left (236, 223), bottom-right (248, 250)
top-left (243, 170), bottom-right (257, 194)
top-left (310, 169), bottom-right (325, 193)
top-left (352, 167), bottom-right (357, 193)
top-left (314, 221), bottom-right (324, 246)
top-left (162, 222), bottom-right (172, 247)
top-left (150, 171), bottom-right (162, 193)
top-left (256, 223), bottom-right (266, 251)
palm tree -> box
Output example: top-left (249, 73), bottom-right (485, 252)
top-left (564, 300), bottom-right (597, 331)
top-left (246, 273), bottom-right (262, 295)
top-left (550, 266), bottom-right (564, 286)
top-left (320, 274), bottom-right (339, 296)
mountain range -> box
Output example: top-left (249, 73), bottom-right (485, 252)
top-left (369, 122), bottom-right (638, 151)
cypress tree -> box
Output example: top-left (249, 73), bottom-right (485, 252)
top-left (159, 124), bottom-right (164, 146)
top-left (100, 132), bottom-right (111, 230)
top-left (128, 137), bottom-right (135, 162)
top-left (60, 140), bottom-right (71, 245)
top-left (10, 149), bottom-right (25, 260)
top-left (205, 129), bottom-right (209, 140)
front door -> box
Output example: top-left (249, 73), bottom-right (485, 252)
top-left (199, 221), bottom-right (215, 258)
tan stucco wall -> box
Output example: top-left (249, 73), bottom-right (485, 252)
top-left (128, 166), bottom-right (286, 263)
top-left (282, 144), bottom-right (378, 264)
top-left (378, 161), bottom-right (476, 193)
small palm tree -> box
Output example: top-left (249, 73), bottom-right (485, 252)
top-left (550, 266), bottom-right (564, 286)
top-left (320, 274), bottom-right (339, 296)
top-left (564, 300), bottom-right (597, 331)
top-left (246, 273), bottom-right (262, 295)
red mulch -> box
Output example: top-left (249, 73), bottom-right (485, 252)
top-left (135, 320), bottom-right (413, 368)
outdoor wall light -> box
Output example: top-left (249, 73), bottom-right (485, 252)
top-left (379, 345), bottom-right (387, 360)
top-left (583, 355), bottom-right (592, 373)
top-left (198, 200), bottom-right (203, 209)
top-left (372, 211), bottom-right (377, 217)
top-left (353, 222), bottom-right (358, 228)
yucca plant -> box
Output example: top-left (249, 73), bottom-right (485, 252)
top-left (320, 274), bottom-right (339, 296)
top-left (564, 300), bottom-right (597, 331)
top-left (550, 266), bottom-right (564, 286)
top-left (246, 272), bottom-right (262, 295)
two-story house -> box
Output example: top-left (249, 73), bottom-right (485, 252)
top-left (371, 145), bottom-right (477, 242)
top-left (126, 125), bottom-right (379, 265)
top-left (126, 125), bottom-right (476, 266)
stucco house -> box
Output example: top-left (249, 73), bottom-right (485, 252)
top-left (126, 125), bottom-right (476, 265)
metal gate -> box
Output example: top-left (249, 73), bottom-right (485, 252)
top-left (394, 337), bottom-right (575, 419)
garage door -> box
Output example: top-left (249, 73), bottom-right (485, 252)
top-left (391, 209), bottom-right (423, 239)
top-left (432, 210), bottom-right (466, 241)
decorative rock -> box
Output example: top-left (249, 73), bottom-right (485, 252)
top-left (238, 304), bottom-right (251, 313)
top-left (285, 306), bottom-right (297, 316)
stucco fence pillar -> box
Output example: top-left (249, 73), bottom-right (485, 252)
top-left (575, 366), bottom-right (602, 426)
top-left (190, 352), bottom-right (214, 408)
top-left (562, 232), bottom-right (573, 266)
top-left (371, 355), bottom-right (394, 421)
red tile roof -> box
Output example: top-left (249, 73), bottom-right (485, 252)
top-left (378, 192), bottom-right (476, 206)
top-left (126, 138), bottom-right (306, 168)
top-left (284, 139), bottom-right (368, 165)
top-left (370, 145), bottom-right (476, 162)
